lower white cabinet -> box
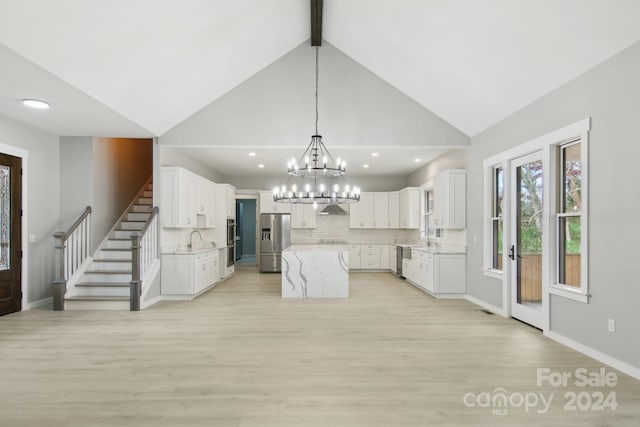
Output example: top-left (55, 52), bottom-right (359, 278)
top-left (389, 247), bottom-right (397, 273)
top-left (349, 244), bottom-right (392, 270)
top-left (161, 250), bottom-right (219, 298)
top-left (404, 250), bottom-right (466, 297)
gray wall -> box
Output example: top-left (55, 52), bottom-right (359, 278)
top-left (405, 149), bottom-right (468, 187)
top-left (467, 41), bottom-right (640, 368)
top-left (60, 136), bottom-right (93, 228)
top-left (0, 115), bottom-right (60, 304)
top-left (158, 146), bottom-right (224, 183)
top-left (159, 40), bottom-right (468, 152)
top-left (60, 137), bottom-right (153, 252)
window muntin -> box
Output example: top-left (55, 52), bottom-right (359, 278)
top-left (557, 141), bottom-right (582, 288)
top-left (490, 166), bottom-right (504, 271)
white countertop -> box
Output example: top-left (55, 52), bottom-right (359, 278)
top-left (162, 244), bottom-right (225, 255)
top-left (284, 244), bottom-right (349, 252)
top-left (410, 245), bottom-right (466, 254)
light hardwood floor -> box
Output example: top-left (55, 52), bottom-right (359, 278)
top-left (1, 266), bottom-right (639, 426)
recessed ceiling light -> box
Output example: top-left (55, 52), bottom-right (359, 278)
top-left (249, 152), bottom-right (256, 157)
top-left (258, 164), bottom-right (265, 168)
top-left (22, 99), bottom-right (50, 109)
top-left (414, 158), bottom-right (422, 163)
top-left (363, 164), bottom-right (369, 168)
top-left (371, 152), bottom-right (379, 157)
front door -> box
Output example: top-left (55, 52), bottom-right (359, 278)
top-left (509, 151), bottom-right (544, 329)
top-left (0, 153), bottom-right (22, 316)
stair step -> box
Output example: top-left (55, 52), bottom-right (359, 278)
top-left (126, 212), bottom-right (151, 221)
top-left (101, 248), bottom-right (132, 251)
top-left (85, 270), bottom-right (132, 274)
top-left (142, 190), bottom-right (153, 197)
top-left (118, 221), bottom-right (146, 230)
top-left (65, 296), bottom-right (130, 311)
top-left (137, 197), bottom-right (152, 205)
top-left (132, 205), bottom-right (153, 213)
top-left (97, 248), bottom-right (132, 260)
top-left (113, 229), bottom-right (142, 239)
top-left (76, 282), bottom-right (130, 288)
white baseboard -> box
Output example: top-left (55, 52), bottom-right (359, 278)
top-left (544, 330), bottom-right (640, 381)
top-left (24, 297), bottom-right (53, 310)
top-left (465, 294), bottom-right (508, 317)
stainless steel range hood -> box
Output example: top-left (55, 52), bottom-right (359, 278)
top-left (319, 204), bottom-right (347, 215)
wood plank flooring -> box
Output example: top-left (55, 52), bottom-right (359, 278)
top-left (1, 266), bottom-right (639, 426)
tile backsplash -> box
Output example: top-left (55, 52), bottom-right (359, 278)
top-left (292, 214), bottom-right (414, 244)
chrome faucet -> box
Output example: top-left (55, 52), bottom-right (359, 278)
top-left (188, 230), bottom-right (203, 250)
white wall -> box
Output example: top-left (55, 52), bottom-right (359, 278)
top-left (466, 41), bottom-right (640, 369)
top-left (0, 115), bottom-right (60, 304)
top-left (158, 147), bottom-right (224, 183)
top-left (60, 136), bottom-right (93, 229)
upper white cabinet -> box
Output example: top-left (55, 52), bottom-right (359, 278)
top-left (374, 193), bottom-right (389, 228)
top-left (350, 189), bottom-right (418, 229)
top-left (161, 167), bottom-right (215, 228)
top-left (432, 170), bottom-right (466, 229)
top-left (225, 185), bottom-right (236, 218)
top-left (388, 192), bottom-right (400, 229)
top-left (259, 191), bottom-right (291, 214)
top-left (399, 187), bottom-right (420, 229)
top-left (291, 204), bottom-right (317, 229)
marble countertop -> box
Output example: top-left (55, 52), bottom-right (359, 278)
top-left (284, 244), bottom-right (349, 252)
top-left (162, 244), bottom-right (225, 255)
top-left (410, 245), bottom-right (466, 254)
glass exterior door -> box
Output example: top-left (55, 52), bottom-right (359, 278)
top-left (510, 151), bottom-right (544, 328)
top-left (0, 153), bottom-right (22, 316)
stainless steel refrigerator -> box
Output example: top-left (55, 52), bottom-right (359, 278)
top-left (259, 213), bottom-right (291, 273)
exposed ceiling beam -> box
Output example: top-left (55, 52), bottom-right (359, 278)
top-left (311, 0), bottom-right (323, 46)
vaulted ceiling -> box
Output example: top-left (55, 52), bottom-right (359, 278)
top-left (1, 0), bottom-right (640, 138)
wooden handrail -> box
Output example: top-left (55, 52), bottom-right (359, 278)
top-left (139, 206), bottom-right (159, 235)
top-left (60, 206), bottom-right (92, 240)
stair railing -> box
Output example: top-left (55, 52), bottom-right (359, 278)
top-left (52, 206), bottom-right (92, 311)
top-left (130, 206), bottom-right (159, 311)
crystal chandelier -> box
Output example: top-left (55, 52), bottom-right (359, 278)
top-left (273, 47), bottom-right (360, 208)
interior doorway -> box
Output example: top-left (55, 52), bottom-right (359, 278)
top-left (0, 153), bottom-right (22, 316)
top-left (235, 198), bottom-right (257, 266)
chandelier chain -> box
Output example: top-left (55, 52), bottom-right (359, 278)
top-left (315, 46), bottom-right (319, 135)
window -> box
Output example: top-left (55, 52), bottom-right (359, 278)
top-left (490, 166), bottom-right (504, 271)
top-left (557, 142), bottom-right (582, 287)
top-left (420, 186), bottom-right (442, 240)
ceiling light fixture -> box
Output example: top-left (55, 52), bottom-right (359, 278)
top-left (372, 152), bottom-right (379, 157)
top-left (22, 99), bottom-right (50, 109)
top-left (272, 46), bottom-right (360, 209)
top-left (258, 164), bottom-right (265, 168)
top-left (249, 152), bottom-right (256, 157)
top-left (414, 158), bottom-right (422, 163)
top-left (363, 164), bottom-right (369, 168)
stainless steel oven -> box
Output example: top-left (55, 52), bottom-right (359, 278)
top-left (226, 218), bottom-right (236, 267)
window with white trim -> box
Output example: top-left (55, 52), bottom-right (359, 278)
top-left (490, 166), bottom-right (504, 271)
top-left (420, 185), bottom-right (442, 240)
top-left (557, 141), bottom-right (582, 288)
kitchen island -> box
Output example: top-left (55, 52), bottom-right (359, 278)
top-left (281, 244), bottom-right (349, 298)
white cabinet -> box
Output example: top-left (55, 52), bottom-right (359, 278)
top-left (389, 246), bottom-right (397, 273)
top-left (399, 187), bottom-right (420, 229)
top-left (404, 249), bottom-right (466, 297)
top-left (373, 193), bottom-right (389, 228)
top-left (348, 245), bottom-right (361, 269)
top-left (226, 185), bottom-right (236, 218)
top-left (360, 244), bottom-right (381, 269)
top-left (432, 170), bottom-right (466, 229)
top-left (380, 245), bottom-right (390, 270)
top-left (388, 192), bottom-right (400, 228)
top-left (259, 191), bottom-right (291, 214)
top-left (161, 167), bottom-right (216, 229)
top-left (291, 204), bottom-right (317, 229)
top-left (161, 250), bottom-right (219, 298)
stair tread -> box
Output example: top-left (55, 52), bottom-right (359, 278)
top-left (101, 248), bottom-right (132, 251)
top-left (76, 282), bottom-right (130, 287)
top-left (108, 238), bottom-right (132, 241)
top-left (93, 259), bottom-right (132, 263)
top-left (65, 296), bottom-right (129, 301)
top-left (121, 220), bottom-right (147, 223)
top-left (85, 270), bottom-right (132, 274)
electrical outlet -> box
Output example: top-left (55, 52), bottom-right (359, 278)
top-left (608, 319), bottom-right (615, 333)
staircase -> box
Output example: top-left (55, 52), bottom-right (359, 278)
top-left (65, 182), bottom-right (154, 310)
